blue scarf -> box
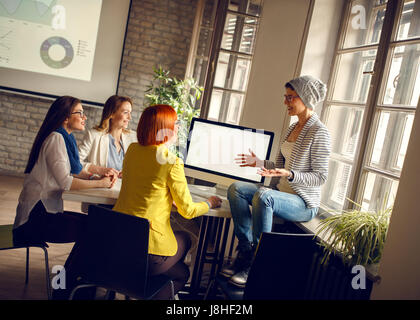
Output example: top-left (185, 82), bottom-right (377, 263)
top-left (55, 127), bottom-right (83, 174)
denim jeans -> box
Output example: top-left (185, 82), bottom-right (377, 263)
top-left (227, 181), bottom-right (318, 247)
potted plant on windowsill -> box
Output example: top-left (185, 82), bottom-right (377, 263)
top-left (144, 66), bottom-right (203, 159)
top-left (315, 199), bottom-right (392, 269)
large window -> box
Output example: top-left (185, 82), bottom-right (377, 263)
top-left (321, 0), bottom-right (420, 212)
top-left (186, 0), bottom-right (263, 124)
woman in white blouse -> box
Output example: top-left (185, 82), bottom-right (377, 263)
top-left (78, 95), bottom-right (137, 177)
top-left (13, 96), bottom-right (117, 299)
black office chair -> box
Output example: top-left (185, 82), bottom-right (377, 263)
top-left (69, 205), bottom-right (174, 300)
top-left (205, 232), bottom-right (317, 300)
top-left (0, 224), bottom-right (51, 299)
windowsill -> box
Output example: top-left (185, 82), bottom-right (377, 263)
top-left (293, 216), bottom-right (381, 283)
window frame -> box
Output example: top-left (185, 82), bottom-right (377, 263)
top-left (320, 0), bottom-right (420, 213)
top-left (186, 0), bottom-right (263, 124)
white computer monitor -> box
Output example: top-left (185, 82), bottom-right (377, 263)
top-left (184, 118), bottom-right (275, 189)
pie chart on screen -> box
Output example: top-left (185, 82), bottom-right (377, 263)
top-left (40, 36), bottom-right (74, 69)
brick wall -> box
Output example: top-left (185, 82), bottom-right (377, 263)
top-left (0, 0), bottom-right (196, 175)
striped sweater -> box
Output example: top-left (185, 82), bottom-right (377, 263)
top-left (264, 113), bottom-right (331, 208)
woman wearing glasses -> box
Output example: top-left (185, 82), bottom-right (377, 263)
top-left (113, 104), bottom-right (222, 299)
top-left (222, 75), bottom-right (331, 287)
top-left (13, 96), bottom-right (117, 299)
top-left (78, 95), bottom-right (137, 178)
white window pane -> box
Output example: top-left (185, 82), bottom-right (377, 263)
top-left (396, 0), bottom-right (420, 41)
top-left (343, 0), bottom-right (386, 49)
top-left (321, 159), bottom-right (352, 211)
top-left (232, 58), bottom-right (251, 91)
top-left (382, 43), bottom-right (420, 107)
top-left (325, 105), bottom-right (364, 159)
top-left (226, 93), bottom-right (244, 124)
top-left (332, 50), bottom-right (377, 103)
top-left (214, 53), bottom-right (229, 88)
top-left (397, 114), bottom-right (414, 168)
top-left (361, 172), bottom-right (398, 211)
top-left (208, 90), bottom-right (223, 120)
top-left (371, 111), bottom-right (389, 164)
top-left (214, 52), bottom-right (251, 92)
top-left (369, 110), bottom-right (415, 173)
top-left (221, 13), bottom-right (258, 54)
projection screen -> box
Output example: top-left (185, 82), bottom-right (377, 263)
top-left (0, 0), bottom-right (131, 106)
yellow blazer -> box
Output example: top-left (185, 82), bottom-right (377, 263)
top-left (113, 143), bottom-right (209, 256)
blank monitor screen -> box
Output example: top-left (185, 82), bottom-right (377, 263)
top-left (184, 118), bottom-right (274, 184)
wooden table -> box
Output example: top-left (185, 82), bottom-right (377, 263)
top-left (62, 179), bottom-right (233, 298)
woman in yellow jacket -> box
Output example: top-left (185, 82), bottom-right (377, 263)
top-left (113, 104), bottom-right (222, 299)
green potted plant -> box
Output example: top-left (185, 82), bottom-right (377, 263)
top-left (315, 199), bottom-right (392, 267)
top-left (144, 66), bottom-right (203, 158)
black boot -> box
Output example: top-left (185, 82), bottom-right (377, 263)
top-left (220, 242), bottom-right (253, 280)
top-left (229, 243), bottom-right (255, 288)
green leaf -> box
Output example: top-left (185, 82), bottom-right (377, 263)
top-left (143, 67), bottom-right (204, 157)
top-left (315, 201), bottom-right (392, 267)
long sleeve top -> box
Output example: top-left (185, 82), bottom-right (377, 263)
top-left (113, 143), bottom-right (209, 256)
top-left (264, 113), bottom-right (331, 208)
top-left (78, 128), bottom-right (137, 171)
top-left (14, 132), bottom-right (73, 229)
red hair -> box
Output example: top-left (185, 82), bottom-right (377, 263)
top-left (137, 104), bottom-right (177, 146)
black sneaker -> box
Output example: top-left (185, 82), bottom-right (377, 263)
top-left (229, 267), bottom-right (250, 288)
top-left (219, 262), bottom-right (237, 278)
top-left (219, 243), bottom-right (253, 279)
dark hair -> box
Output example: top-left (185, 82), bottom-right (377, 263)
top-left (285, 82), bottom-right (295, 90)
top-left (25, 96), bottom-right (81, 174)
top-left (94, 95), bottom-right (133, 133)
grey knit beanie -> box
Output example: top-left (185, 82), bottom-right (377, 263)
top-left (287, 75), bottom-right (327, 110)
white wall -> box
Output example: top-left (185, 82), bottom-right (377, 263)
top-left (370, 100), bottom-right (420, 300)
top-left (239, 0), bottom-right (313, 163)
top-left (300, 0), bottom-right (345, 115)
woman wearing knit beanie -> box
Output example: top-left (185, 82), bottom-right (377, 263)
top-left (222, 75), bottom-right (331, 288)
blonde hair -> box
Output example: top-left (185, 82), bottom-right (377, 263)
top-left (94, 95), bottom-right (133, 133)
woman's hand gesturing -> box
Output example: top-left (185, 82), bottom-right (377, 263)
top-left (257, 167), bottom-right (291, 178)
top-left (235, 149), bottom-right (262, 167)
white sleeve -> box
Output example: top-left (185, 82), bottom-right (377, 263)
top-left (44, 134), bottom-right (73, 191)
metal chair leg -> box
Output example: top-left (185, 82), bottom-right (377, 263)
top-left (203, 278), bottom-right (216, 300)
top-left (25, 247), bottom-right (29, 284)
top-left (41, 247), bottom-right (51, 300)
top-left (169, 280), bottom-right (175, 300)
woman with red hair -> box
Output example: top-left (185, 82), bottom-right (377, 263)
top-left (113, 104), bottom-right (222, 299)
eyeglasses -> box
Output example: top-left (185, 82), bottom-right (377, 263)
top-left (71, 111), bottom-right (86, 118)
top-left (284, 95), bottom-right (299, 102)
